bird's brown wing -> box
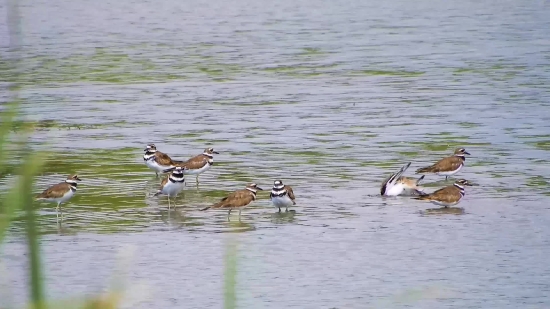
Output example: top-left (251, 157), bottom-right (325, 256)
top-left (179, 155), bottom-right (208, 169)
top-left (155, 151), bottom-right (175, 166)
top-left (36, 182), bottom-right (70, 199)
top-left (158, 176), bottom-right (169, 190)
top-left (212, 190), bottom-right (253, 208)
top-left (285, 185), bottom-right (296, 204)
top-left (416, 156), bottom-right (463, 173)
top-left (417, 185), bottom-right (460, 203)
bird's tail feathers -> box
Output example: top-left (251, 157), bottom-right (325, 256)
top-left (162, 167), bottom-right (176, 173)
top-left (415, 166), bottom-right (435, 174)
top-left (413, 194), bottom-right (432, 200)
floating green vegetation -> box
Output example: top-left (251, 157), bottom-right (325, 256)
top-left (515, 134), bottom-right (550, 140)
top-left (453, 67), bottom-right (476, 74)
top-left (457, 122), bottom-right (481, 128)
top-left (407, 142), bottom-right (451, 152)
top-left (359, 159), bottom-right (403, 169)
top-left (195, 62), bottom-right (243, 79)
top-left (532, 141), bottom-right (550, 151)
top-left (335, 173), bottom-right (353, 180)
top-left (305, 158), bottom-right (321, 165)
top-left (263, 66), bottom-right (298, 72)
top-left (251, 101), bottom-right (300, 106)
top-left (408, 141), bottom-right (491, 152)
top-left (8, 120), bottom-right (131, 132)
top-left (494, 151), bottom-right (512, 157)
top-left (217, 170), bottom-right (270, 183)
top-left (298, 47), bottom-right (325, 56)
top-left (0, 49), bottom-right (205, 86)
top-left (352, 69), bottom-right (425, 77)
top-left (261, 63), bottom-right (338, 77)
top-left (169, 132), bottom-right (203, 138)
top-left (426, 131), bottom-right (454, 137)
top-left (452, 63), bottom-right (525, 80)
top-left (526, 176), bottom-right (549, 188)
top-left (199, 67), bottom-right (224, 75)
top-left (287, 150), bottom-right (330, 157)
top-left (398, 151), bottom-right (420, 156)
top-left (40, 147), bottom-right (140, 175)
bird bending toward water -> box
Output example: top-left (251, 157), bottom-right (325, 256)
top-left (380, 162), bottom-right (425, 196)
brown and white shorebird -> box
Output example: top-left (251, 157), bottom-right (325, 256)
top-left (143, 144), bottom-right (184, 177)
top-left (153, 166), bottom-right (187, 209)
top-left (36, 174), bottom-right (82, 216)
top-left (381, 162), bottom-right (425, 196)
top-left (200, 183), bottom-right (262, 219)
top-left (270, 180), bottom-right (296, 212)
top-left (165, 148), bottom-right (219, 185)
top-left (413, 179), bottom-right (473, 207)
top-left (415, 148), bottom-right (471, 180)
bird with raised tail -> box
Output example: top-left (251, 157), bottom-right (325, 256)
top-left (200, 183), bottom-right (262, 220)
top-left (381, 162), bottom-right (425, 196)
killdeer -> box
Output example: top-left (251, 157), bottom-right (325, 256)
top-left (381, 162), bottom-right (425, 196)
top-left (36, 174), bottom-right (82, 216)
top-left (415, 148), bottom-right (471, 180)
top-left (153, 166), bottom-right (186, 209)
top-left (200, 183), bottom-right (262, 220)
top-left (166, 148), bottom-right (219, 184)
top-left (270, 180), bottom-right (296, 212)
top-left (143, 144), bottom-right (183, 177)
top-left (413, 179), bottom-right (473, 207)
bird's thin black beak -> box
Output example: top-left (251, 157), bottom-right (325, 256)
top-left (256, 187), bottom-right (264, 191)
top-left (75, 177), bottom-right (82, 181)
top-left (464, 151), bottom-right (471, 155)
top-left (213, 151), bottom-right (220, 154)
top-left (144, 148), bottom-right (149, 151)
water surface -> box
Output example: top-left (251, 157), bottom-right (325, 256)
top-left (1, 0), bottom-right (550, 308)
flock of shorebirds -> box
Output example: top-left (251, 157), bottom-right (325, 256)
top-left (35, 144), bottom-right (474, 220)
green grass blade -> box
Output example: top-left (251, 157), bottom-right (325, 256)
top-left (1, 151), bottom-right (45, 307)
top-left (23, 154), bottom-right (46, 309)
top-left (224, 238), bottom-right (237, 309)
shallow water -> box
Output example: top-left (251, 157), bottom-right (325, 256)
top-left (1, 0), bottom-right (550, 308)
